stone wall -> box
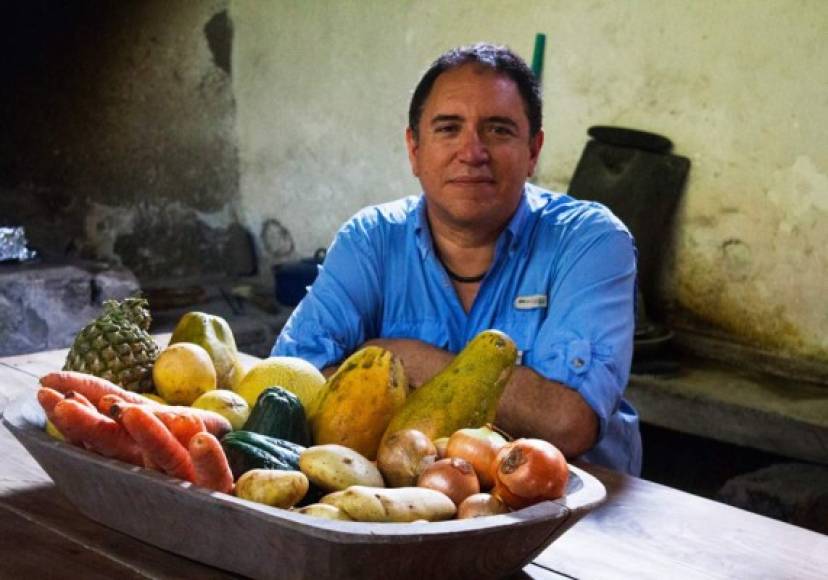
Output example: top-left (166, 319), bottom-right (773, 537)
top-left (2, 1), bottom-right (825, 368)
top-left (0, 1), bottom-right (248, 286)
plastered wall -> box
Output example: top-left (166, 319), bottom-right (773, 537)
top-left (233, 1), bottom-right (827, 363)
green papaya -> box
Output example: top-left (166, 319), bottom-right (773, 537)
top-left (382, 329), bottom-right (517, 444)
top-left (170, 312), bottom-right (245, 390)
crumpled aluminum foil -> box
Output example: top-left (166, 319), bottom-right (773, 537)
top-left (0, 226), bottom-right (38, 262)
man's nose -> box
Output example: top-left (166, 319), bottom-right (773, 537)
top-left (456, 129), bottom-right (490, 164)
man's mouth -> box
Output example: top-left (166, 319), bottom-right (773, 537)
top-left (448, 176), bottom-right (495, 184)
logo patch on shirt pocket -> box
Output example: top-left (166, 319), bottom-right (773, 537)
top-left (514, 294), bottom-right (547, 310)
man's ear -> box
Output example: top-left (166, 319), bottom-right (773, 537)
top-left (405, 126), bottom-right (420, 177)
top-left (527, 129), bottom-right (544, 177)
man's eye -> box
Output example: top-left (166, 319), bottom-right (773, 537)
top-left (489, 125), bottom-right (516, 136)
top-left (435, 124), bottom-right (459, 134)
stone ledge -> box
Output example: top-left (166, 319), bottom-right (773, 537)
top-left (0, 261), bottom-right (139, 356)
top-left (626, 356), bottom-right (828, 466)
top-left (671, 329), bottom-right (828, 387)
top-left (717, 463), bottom-right (828, 534)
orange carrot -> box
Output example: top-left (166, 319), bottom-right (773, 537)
top-left (188, 432), bottom-right (234, 493)
top-left (107, 399), bottom-right (220, 446)
top-left (165, 412), bottom-right (206, 448)
top-left (64, 390), bottom-right (95, 409)
top-left (104, 400), bottom-right (152, 467)
top-left (37, 387), bottom-right (66, 424)
top-left (95, 388), bottom-right (231, 440)
top-left (161, 406), bottom-right (231, 440)
top-left (107, 400), bottom-right (190, 468)
top-left (40, 371), bottom-right (152, 407)
top-left (37, 387), bottom-right (82, 445)
top-left (98, 393), bottom-right (128, 416)
top-left (118, 405), bottom-right (195, 482)
top-left (52, 398), bottom-right (144, 466)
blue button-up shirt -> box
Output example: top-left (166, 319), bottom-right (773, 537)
top-left (274, 183), bottom-right (642, 475)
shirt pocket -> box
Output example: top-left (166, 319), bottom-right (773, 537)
top-left (491, 312), bottom-right (542, 365)
top-left (382, 319), bottom-right (451, 351)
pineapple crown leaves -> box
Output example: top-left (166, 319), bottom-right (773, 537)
top-left (101, 297), bottom-right (153, 331)
top-left (63, 296), bottom-right (159, 392)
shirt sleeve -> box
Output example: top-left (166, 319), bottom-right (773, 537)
top-left (529, 226), bottom-right (637, 441)
top-left (271, 218), bottom-right (382, 370)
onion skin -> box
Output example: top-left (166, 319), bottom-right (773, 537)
top-left (377, 429), bottom-right (437, 487)
top-left (433, 437), bottom-right (449, 459)
top-left (491, 438), bottom-right (569, 510)
top-left (417, 457), bottom-right (480, 506)
top-left (446, 426), bottom-right (507, 489)
top-left (457, 492), bottom-right (509, 519)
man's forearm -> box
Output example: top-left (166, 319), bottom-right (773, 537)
top-left (362, 338), bottom-right (453, 387)
top-left (362, 337), bottom-right (598, 458)
top-left (495, 366), bottom-right (598, 458)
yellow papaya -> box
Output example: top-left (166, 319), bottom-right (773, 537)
top-left (312, 346), bottom-right (408, 460)
top-left (169, 312), bottom-right (245, 390)
top-left (382, 329), bottom-right (517, 444)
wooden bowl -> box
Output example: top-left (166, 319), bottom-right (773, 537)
top-left (3, 392), bottom-right (606, 580)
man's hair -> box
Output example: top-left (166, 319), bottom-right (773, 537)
top-left (408, 42), bottom-right (542, 141)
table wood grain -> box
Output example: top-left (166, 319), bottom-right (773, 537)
top-left (539, 462), bottom-right (828, 579)
top-left (1, 343), bottom-right (826, 579)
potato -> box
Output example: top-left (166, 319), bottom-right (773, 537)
top-left (234, 469), bottom-right (309, 508)
top-left (321, 485), bottom-right (456, 522)
top-left (295, 503), bottom-right (353, 521)
top-left (376, 428), bottom-right (437, 487)
top-left (299, 444), bottom-right (384, 491)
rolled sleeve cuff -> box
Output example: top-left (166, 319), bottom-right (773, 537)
top-left (533, 338), bottom-right (622, 441)
top-left (272, 321), bottom-right (346, 371)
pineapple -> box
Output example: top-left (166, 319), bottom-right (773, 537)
top-left (63, 297), bottom-right (160, 392)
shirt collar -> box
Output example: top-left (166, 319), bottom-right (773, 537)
top-left (413, 195), bottom-right (431, 259)
top-left (503, 184), bottom-right (532, 256)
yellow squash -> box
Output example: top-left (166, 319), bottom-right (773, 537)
top-left (382, 329), bottom-right (517, 444)
top-left (312, 346), bottom-right (408, 460)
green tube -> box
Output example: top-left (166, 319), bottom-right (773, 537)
top-left (531, 33), bottom-right (546, 80)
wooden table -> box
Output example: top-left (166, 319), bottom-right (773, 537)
top-left (2, 344), bottom-right (826, 579)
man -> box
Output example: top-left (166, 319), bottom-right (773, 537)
top-left (274, 43), bottom-right (642, 475)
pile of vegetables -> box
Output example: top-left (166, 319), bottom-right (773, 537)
top-left (37, 370), bottom-right (569, 523)
top-left (371, 425), bottom-right (569, 520)
top-left (39, 371), bottom-right (234, 493)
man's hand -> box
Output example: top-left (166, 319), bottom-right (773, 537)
top-left (320, 338), bottom-right (452, 381)
top-left (359, 338), bottom-right (599, 459)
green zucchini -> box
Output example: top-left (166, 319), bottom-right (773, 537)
top-left (221, 430), bottom-right (304, 480)
top-left (242, 386), bottom-right (312, 446)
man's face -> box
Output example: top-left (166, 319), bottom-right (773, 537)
top-left (406, 64), bottom-right (543, 233)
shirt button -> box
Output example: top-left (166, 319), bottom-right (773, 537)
top-left (572, 357), bottom-right (585, 368)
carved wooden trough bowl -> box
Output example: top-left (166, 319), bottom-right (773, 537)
top-left (4, 392), bottom-right (606, 579)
